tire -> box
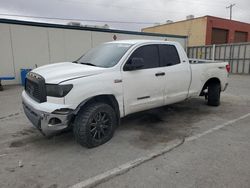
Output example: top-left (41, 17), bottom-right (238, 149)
top-left (207, 82), bottom-right (221, 106)
top-left (73, 103), bottom-right (117, 148)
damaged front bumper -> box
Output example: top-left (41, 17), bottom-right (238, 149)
top-left (22, 91), bottom-right (73, 136)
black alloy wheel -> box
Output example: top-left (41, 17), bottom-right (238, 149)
top-left (73, 103), bottom-right (117, 148)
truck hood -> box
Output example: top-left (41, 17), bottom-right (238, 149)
top-left (32, 62), bottom-right (105, 84)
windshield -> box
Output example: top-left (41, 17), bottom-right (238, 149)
top-left (76, 43), bottom-right (133, 68)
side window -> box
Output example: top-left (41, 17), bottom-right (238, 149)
top-left (126, 45), bottom-right (160, 70)
top-left (159, 45), bottom-right (181, 67)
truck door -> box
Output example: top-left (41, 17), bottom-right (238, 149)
top-left (122, 44), bottom-right (165, 115)
top-left (158, 44), bottom-right (191, 104)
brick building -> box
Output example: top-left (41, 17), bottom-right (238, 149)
top-left (142, 16), bottom-right (250, 46)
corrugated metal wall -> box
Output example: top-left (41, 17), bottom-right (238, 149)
top-left (0, 20), bottom-right (187, 85)
top-left (187, 42), bottom-right (250, 74)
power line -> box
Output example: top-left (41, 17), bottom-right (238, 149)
top-left (226, 3), bottom-right (235, 20)
top-left (0, 13), bottom-right (157, 25)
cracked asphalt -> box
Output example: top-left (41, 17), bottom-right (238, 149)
top-left (0, 75), bottom-right (250, 188)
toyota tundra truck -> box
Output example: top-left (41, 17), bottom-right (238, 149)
top-left (22, 40), bottom-right (229, 148)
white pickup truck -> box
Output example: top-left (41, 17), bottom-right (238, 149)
top-left (22, 40), bottom-right (229, 148)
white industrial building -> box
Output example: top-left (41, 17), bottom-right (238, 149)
top-left (0, 19), bottom-right (187, 85)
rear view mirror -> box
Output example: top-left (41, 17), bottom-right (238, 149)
top-left (124, 57), bottom-right (144, 71)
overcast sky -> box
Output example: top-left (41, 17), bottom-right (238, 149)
top-left (0, 0), bottom-right (249, 31)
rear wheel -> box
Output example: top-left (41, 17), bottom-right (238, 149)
top-left (207, 82), bottom-right (221, 106)
top-left (73, 103), bottom-right (117, 148)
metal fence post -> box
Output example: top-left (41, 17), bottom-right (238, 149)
top-left (212, 44), bottom-right (216, 61)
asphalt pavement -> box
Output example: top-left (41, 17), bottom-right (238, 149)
top-left (0, 75), bottom-right (249, 188)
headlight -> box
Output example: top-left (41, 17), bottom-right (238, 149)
top-left (46, 84), bottom-right (73, 97)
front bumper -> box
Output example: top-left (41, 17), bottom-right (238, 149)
top-left (22, 95), bottom-right (72, 136)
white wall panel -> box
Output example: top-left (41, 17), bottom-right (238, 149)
top-left (47, 28), bottom-right (66, 63)
top-left (167, 37), bottom-right (187, 49)
top-left (0, 24), bottom-right (14, 78)
top-left (10, 24), bottom-right (50, 83)
top-left (91, 32), bottom-right (113, 47)
top-left (115, 33), bottom-right (165, 41)
top-left (64, 29), bottom-right (92, 61)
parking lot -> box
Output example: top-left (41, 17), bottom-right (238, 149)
top-left (0, 74), bottom-right (250, 188)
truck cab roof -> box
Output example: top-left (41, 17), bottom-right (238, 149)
top-left (106, 39), bottom-right (180, 46)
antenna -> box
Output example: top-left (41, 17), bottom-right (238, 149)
top-left (226, 4), bottom-right (236, 20)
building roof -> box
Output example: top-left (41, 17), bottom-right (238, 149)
top-left (143, 15), bottom-right (250, 30)
top-left (0, 18), bottom-right (187, 39)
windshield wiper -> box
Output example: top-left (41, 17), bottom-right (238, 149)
top-left (80, 62), bottom-right (97, 67)
top-left (73, 60), bottom-right (97, 67)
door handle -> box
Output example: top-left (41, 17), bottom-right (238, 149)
top-left (155, 72), bottom-right (165, 76)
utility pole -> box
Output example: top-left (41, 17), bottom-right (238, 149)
top-left (226, 4), bottom-right (235, 20)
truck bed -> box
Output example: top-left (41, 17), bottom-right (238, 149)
top-left (189, 58), bottom-right (224, 64)
top-left (188, 59), bottom-right (229, 98)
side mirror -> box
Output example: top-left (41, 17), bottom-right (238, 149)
top-left (124, 58), bottom-right (144, 71)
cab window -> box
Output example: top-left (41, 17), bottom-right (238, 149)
top-left (125, 45), bottom-right (160, 70)
top-left (159, 44), bottom-right (180, 67)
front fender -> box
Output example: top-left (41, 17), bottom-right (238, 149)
top-left (63, 72), bottom-right (124, 117)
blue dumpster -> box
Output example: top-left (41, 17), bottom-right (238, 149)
top-left (20, 69), bottom-right (32, 86)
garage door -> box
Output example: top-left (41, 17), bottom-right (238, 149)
top-left (234, 31), bottom-right (248, 43)
top-left (211, 28), bottom-right (229, 44)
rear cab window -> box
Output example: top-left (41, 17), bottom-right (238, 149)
top-left (159, 44), bottom-right (181, 67)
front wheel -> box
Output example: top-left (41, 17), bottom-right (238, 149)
top-left (73, 103), bottom-right (117, 148)
top-left (207, 82), bottom-right (221, 106)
